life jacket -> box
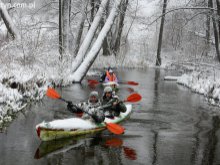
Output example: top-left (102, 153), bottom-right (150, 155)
top-left (106, 71), bottom-right (117, 82)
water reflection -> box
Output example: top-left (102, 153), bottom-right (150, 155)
top-left (35, 135), bottom-right (137, 163)
top-left (151, 69), bottom-right (160, 165)
top-left (201, 116), bottom-right (220, 165)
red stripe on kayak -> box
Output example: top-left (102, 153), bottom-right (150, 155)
top-left (36, 127), bottom-right (41, 137)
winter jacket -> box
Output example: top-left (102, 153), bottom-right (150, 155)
top-left (101, 95), bottom-right (127, 118)
top-left (67, 100), bottom-right (105, 123)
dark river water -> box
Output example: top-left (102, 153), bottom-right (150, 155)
top-left (1, 68), bottom-right (220, 165)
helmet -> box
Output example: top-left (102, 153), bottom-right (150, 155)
top-left (89, 91), bottom-right (99, 99)
top-left (104, 86), bottom-right (112, 93)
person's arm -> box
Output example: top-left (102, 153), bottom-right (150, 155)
top-left (117, 101), bottom-right (127, 112)
top-left (91, 111), bottom-right (105, 123)
top-left (112, 96), bottom-right (127, 113)
top-left (100, 72), bottom-right (106, 82)
top-left (67, 102), bottom-right (83, 113)
top-left (85, 107), bottom-right (105, 123)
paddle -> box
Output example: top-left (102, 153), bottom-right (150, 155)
top-left (46, 88), bottom-right (126, 135)
top-left (47, 88), bottom-right (141, 104)
top-left (88, 79), bottom-right (139, 86)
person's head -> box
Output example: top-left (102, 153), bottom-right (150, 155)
top-left (89, 91), bottom-right (99, 104)
top-left (109, 69), bottom-right (113, 75)
top-left (103, 86), bottom-right (112, 99)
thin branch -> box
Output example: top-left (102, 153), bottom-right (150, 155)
top-left (147, 7), bottom-right (216, 26)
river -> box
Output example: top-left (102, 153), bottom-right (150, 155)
top-left (0, 68), bottom-right (220, 165)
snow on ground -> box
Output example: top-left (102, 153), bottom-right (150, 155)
top-left (177, 68), bottom-right (220, 106)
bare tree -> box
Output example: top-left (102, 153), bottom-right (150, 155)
top-left (205, 1), bottom-right (211, 56)
top-left (74, 2), bottom-right (86, 56)
top-left (209, 0), bottom-right (220, 62)
top-left (156, 0), bottom-right (168, 66)
top-left (216, 0), bottom-right (220, 40)
top-left (113, 0), bottom-right (129, 55)
top-left (59, 0), bottom-right (63, 59)
top-left (63, 0), bottom-right (70, 56)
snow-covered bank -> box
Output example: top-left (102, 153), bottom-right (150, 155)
top-left (0, 67), bottom-right (49, 127)
top-left (0, 61), bottom-right (78, 127)
top-left (176, 67), bottom-right (220, 106)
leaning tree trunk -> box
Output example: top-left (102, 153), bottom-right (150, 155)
top-left (156, 0), bottom-right (167, 66)
top-left (71, 0), bottom-right (110, 73)
top-left (0, 0), bottom-right (18, 39)
top-left (210, 0), bottom-right (220, 62)
top-left (70, 0), bottom-right (122, 82)
top-left (113, 0), bottom-right (129, 55)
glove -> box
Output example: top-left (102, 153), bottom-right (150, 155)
top-left (67, 101), bottom-right (74, 110)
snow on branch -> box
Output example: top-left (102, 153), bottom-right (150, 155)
top-left (0, 0), bottom-right (19, 39)
top-left (71, 0), bottom-right (110, 73)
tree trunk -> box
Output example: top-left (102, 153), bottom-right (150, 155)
top-left (90, 0), bottom-right (95, 23)
top-left (113, 0), bottom-right (129, 55)
top-left (210, 0), bottom-right (220, 62)
top-left (71, 0), bottom-right (110, 73)
top-left (205, 2), bottom-right (211, 56)
top-left (62, 0), bottom-right (70, 56)
top-left (216, 0), bottom-right (220, 40)
top-left (0, 0), bottom-right (18, 40)
top-left (71, 0), bottom-right (122, 82)
top-left (74, 9), bottom-right (86, 56)
top-left (100, 10), bottom-right (110, 56)
top-left (156, 0), bottom-right (167, 66)
top-left (59, 0), bottom-right (63, 60)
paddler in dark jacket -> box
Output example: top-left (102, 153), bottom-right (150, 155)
top-left (102, 86), bottom-right (126, 118)
top-left (67, 91), bottom-right (105, 123)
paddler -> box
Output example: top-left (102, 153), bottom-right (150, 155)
top-left (67, 91), bottom-right (105, 123)
top-left (102, 86), bottom-right (127, 118)
top-left (104, 68), bottom-right (118, 83)
top-left (99, 66), bottom-right (111, 82)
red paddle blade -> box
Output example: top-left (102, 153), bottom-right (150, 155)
top-left (126, 81), bottom-right (139, 86)
top-left (126, 93), bottom-right (142, 102)
top-left (46, 88), bottom-right (61, 99)
top-left (88, 79), bottom-right (99, 85)
top-left (105, 138), bottom-right (123, 147)
top-left (106, 123), bottom-right (125, 135)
